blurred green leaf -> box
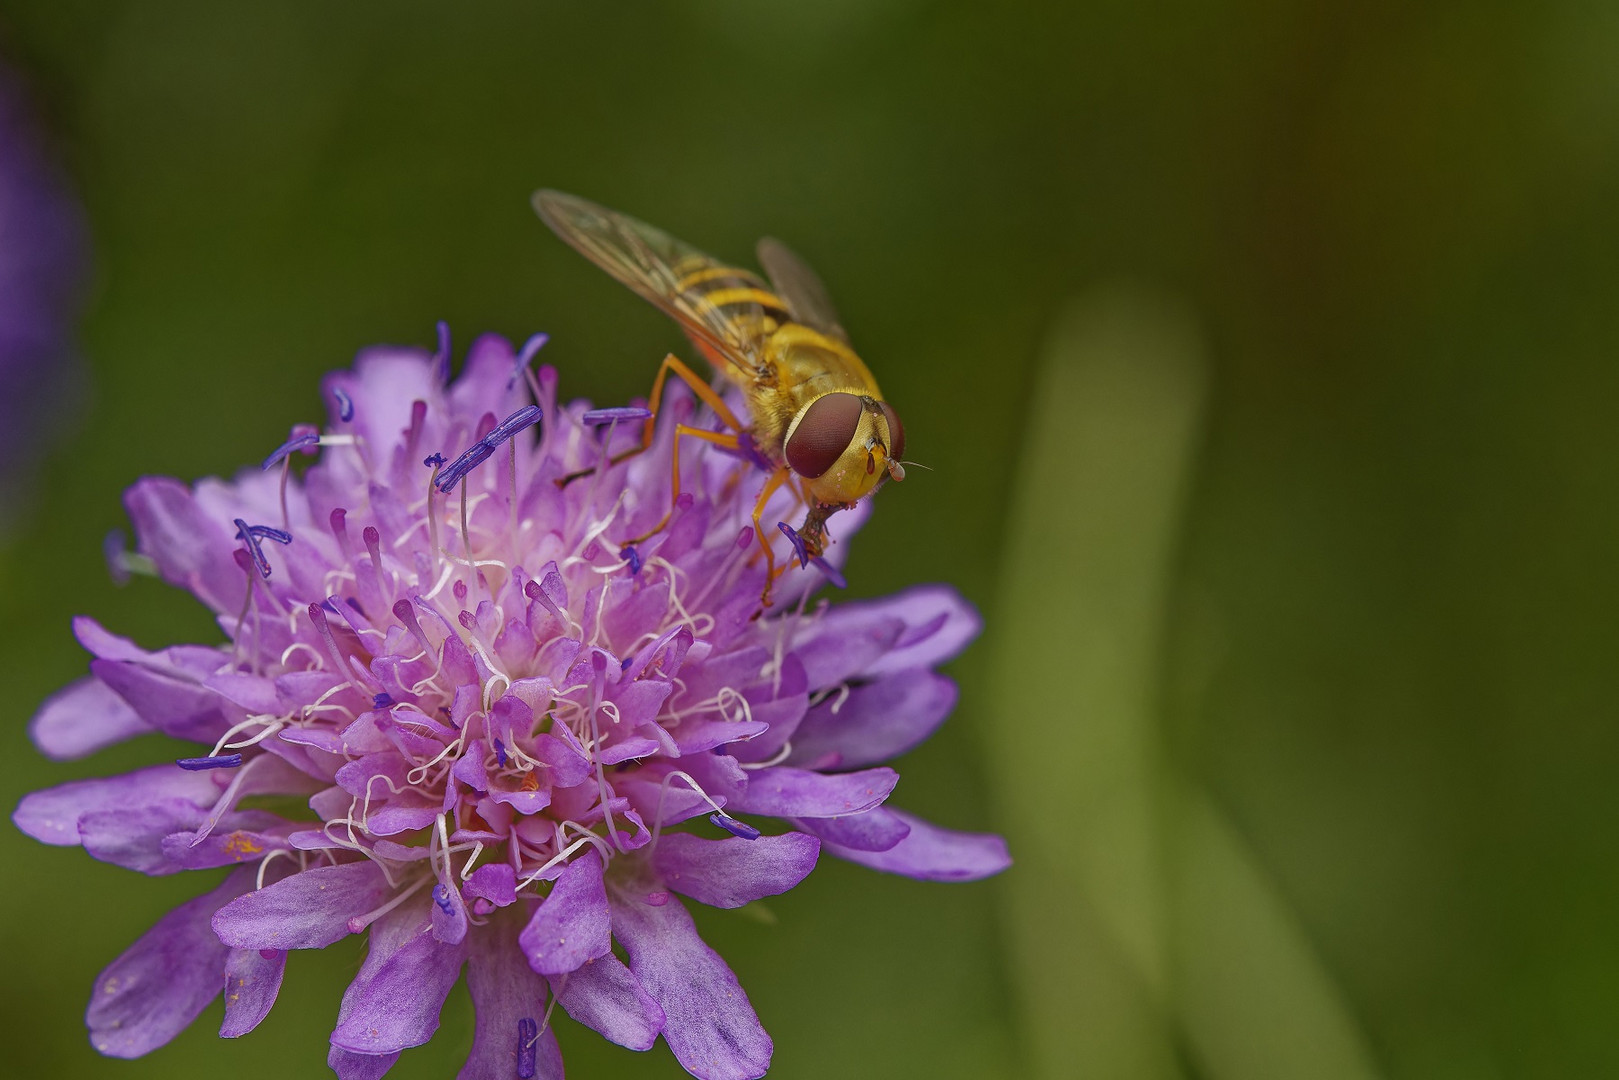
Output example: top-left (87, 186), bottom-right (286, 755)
top-left (987, 286), bottom-right (1380, 1080)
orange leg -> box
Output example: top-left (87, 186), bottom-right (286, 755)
top-left (751, 465), bottom-right (795, 607)
top-left (560, 354), bottom-right (744, 487)
top-left (623, 424), bottom-right (741, 545)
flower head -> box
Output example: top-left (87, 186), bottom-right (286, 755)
top-left (14, 330), bottom-right (1009, 1079)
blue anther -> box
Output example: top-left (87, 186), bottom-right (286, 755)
top-left (581, 405), bottom-right (653, 425)
top-left (619, 545), bottom-right (642, 575)
top-left (432, 321), bottom-right (452, 383)
top-left (494, 738), bottom-right (508, 767)
top-left (432, 405), bottom-right (543, 494)
top-left (777, 522), bottom-right (810, 569)
top-left (261, 431), bottom-right (320, 471)
top-left (234, 519), bottom-right (294, 579)
top-left (432, 883), bottom-right (454, 914)
top-left (709, 812), bottom-right (761, 840)
top-left (177, 754), bottom-right (245, 771)
top-left (509, 333), bottom-right (549, 390)
top-left (811, 556), bottom-right (847, 589)
top-left (484, 405), bottom-right (543, 447)
top-left (333, 386), bottom-right (354, 422)
top-left (372, 693), bottom-right (394, 710)
top-left (423, 452), bottom-right (446, 469)
top-left (434, 440), bottom-right (495, 493)
top-left (516, 1017), bottom-right (538, 1079)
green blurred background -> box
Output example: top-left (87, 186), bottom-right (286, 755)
top-left (2, 1), bottom-right (1616, 1077)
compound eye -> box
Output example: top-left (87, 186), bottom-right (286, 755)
top-left (785, 392), bottom-right (864, 478)
top-left (878, 402), bottom-right (905, 463)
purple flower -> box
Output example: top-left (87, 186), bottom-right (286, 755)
top-left (13, 331), bottom-right (1009, 1079)
top-left (0, 64), bottom-right (87, 529)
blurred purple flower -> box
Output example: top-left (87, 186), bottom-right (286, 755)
top-left (13, 333), bottom-right (1008, 1079)
top-left (0, 63), bottom-right (86, 526)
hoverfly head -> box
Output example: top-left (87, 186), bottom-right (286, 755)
top-left (785, 392), bottom-right (905, 503)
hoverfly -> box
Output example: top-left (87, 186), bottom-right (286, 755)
top-left (533, 190), bottom-right (905, 604)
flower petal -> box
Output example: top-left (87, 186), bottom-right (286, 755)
top-left (213, 861), bottom-right (393, 950)
top-left (787, 670), bottom-right (956, 770)
top-left (730, 766), bottom-right (898, 818)
top-left (459, 910), bottom-right (562, 1080)
top-left (124, 476), bottom-right (244, 614)
top-left (161, 820), bottom-right (292, 871)
top-left (861, 584), bottom-right (982, 677)
top-left (431, 872), bottom-right (469, 946)
top-left (90, 656), bottom-right (232, 745)
top-left (610, 886), bottom-right (772, 1080)
top-left (518, 848), bottom-right (611, 975)
top-left (463, 863), bottom-right (517, 908)
top-left (13, 763), bottom-right (223, 846)
top-left (792, 614), bottom-right (904, 688)
top-left (552, 953), bottom-right (664, 1051)
top-left (330, 904), bottom-right (467, 1055)
top-left (820, 807), bottom-right (1011, 881)
top-left (328, 1046), bottom-right (400, 1080)
top-left (220, 947), bottom-right (286, 1038)
top-left (28, 676), bottom-right (153, 760)
top-left (652, 832), bottom-right (820, 909)
top-left (86, 867), bottom-right (254, 1058)
top-left (79, 803), bottom-right (209, 875)
top-left (791, 808), bottom-right (912, 852)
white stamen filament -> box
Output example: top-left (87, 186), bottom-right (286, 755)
top-left (739, 741), bottom-right (793, 770)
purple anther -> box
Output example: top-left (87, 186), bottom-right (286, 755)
top-left (811, 556), bottom-right (847, 589)
top-left (404, 399), bottom-right (428, 457)
top-left (524, 578), bottom-right (567, 626)
top-left (177, 754), bottom-right (244, 771)
top-left (676, 491), bottom-right (695, 510)
top-left (516, 1018), bottom-right (538, 1079)
top-left (644, 891), bottom-right (672, 907)
top-left (432, 883), bottom-right (454, 914)
top-left (581, 405), bottom-right (653, 425)
top-left (736, 525), bottom-right (754, 550)
top-left (362, 526), bottom-right (383, 569)
top-left (510, 333), bottom-right (549, 389)
top-left (494, 738), bottom-right (508, 767)
top-left (104, 529), bottom-right (131, 586)
top-left (249, 523), bottom-right (293, 544)
top-left (458, 609), bottom-right (476, 630)
top-left (777, 521), bottom-right (810, 569)
top-left (581, 540), bottom-right (600, 561)
top-left (452, 579), bottom-right (469, 605)
top-left (434, 439), bottom-right (495, 493)
top-left (620, 544), bottom-right (643, 575)
top-left (392, 598), bottom-right (431, 651)
top-left (538, 562), bottom-right (568, 610)
top-left (372, 693), bottom-right (394, 710)
top-left (432, 321), bottom-right (452, 383)
top-left (709, 812), bottom-right (761, 840)
top-left (328, 508), bottom-right (351, 553)
top-left (262, 429), bottom-right (320, 471)
top-left (234, 519), bottom-right (294, 579)
top-left (484, 404), bottom-right (542, 447)
top-left (423, 452), bottom-right (446, 469)
top-left (332, 386), bottom-right (354, 422)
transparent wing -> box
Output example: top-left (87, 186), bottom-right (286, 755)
top-left (534, 190), bottom-right (784, 373)
top-left (757, 236), bottom-right (850, 344)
